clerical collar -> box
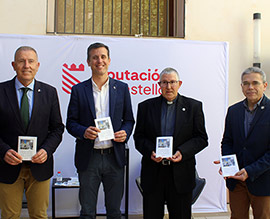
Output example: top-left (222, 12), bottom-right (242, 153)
top-left (162, 96), bottom-right (178, 105)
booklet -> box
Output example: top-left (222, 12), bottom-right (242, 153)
top-left (94, 117), bottom-right (114, 141)
top-left (155, 136), bottom-right (173, 158)
top-left (18, 136), bottom-right (37, 161)
top-left (220, 154), bottom-right (240, 177)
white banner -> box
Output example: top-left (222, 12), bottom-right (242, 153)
top-left (0, 34), bottom-right (228, 216)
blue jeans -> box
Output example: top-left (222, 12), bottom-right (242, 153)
top-left (78, 151), bottom-right (124, 219)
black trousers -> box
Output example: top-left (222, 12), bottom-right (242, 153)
top-left (143, 165), bottom-right (192, 219)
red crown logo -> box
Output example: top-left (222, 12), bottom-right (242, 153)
top-left (62, 63), bottom-right (84, 94)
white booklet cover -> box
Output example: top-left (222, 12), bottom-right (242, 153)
top-left (156, 136), bottom-right (173, 158)
top-left (18, 136), bottom-right (37, 161)
top-left (94, 117), bottom-right (114, 141)
top-left (220, 154), bottom-right (240, 177)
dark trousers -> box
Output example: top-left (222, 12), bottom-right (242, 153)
top-left (78, 151), bottom-right (124, 219)
top-left (143, 165), bottom-right (192, 219)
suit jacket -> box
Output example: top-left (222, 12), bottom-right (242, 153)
top-left (66, 77), bottom-right (134, 170)
top-left (0, 77), bottom-right (64, 184)
top-left (134, 94), bottom-right (208, 194)
top-left (222, 95), bottom-right (270, 196)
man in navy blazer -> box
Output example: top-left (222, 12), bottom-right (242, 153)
top-left (221, 67), bottom-right (270, 218)
top-left (0, 46), bottom-right (64, 218)
top-left (134, 67), bottom-right (208, 219)
top-left (66, 42), bottom-right (134, 219)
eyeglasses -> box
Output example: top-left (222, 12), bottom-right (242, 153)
top-left (159, 81), bottom-right (179, 87)
top-left (241, 81), bottom-right (263, 87)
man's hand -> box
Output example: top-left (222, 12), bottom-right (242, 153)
top-left (114, 130), bottom-right (127, 142)
top-left (32, 149), bottom-right (48, 164)
top-left (84, 126), bottom-right (100, 140)
top-left (228, 168), bottom-right (248, 181)
top-left (4, 149), bottom-right (22, 165)
top-left (213, 160), bottom-right (223, 176)
top-left (168, 150), bottom-right (182, 162)
top-left (151, 151), bottom-right (163, 163)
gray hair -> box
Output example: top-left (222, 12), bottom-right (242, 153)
top-left (14, 46), bottom-right (38, 60)
top-left (241, 67), bottom-right (266, 83)
top-left (159, 67), bottom-right (180, 81)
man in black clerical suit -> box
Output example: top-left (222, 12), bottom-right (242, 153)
top-left (134, 67), bottom-right (208, 219)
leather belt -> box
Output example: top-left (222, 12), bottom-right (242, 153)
top-left (161, 159), bottom-right (171, 165)
top-left (93, 148), bottom-right (114, 154)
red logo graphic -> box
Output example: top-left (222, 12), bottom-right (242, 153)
top-left (62, 63), bottom-right (84, 94)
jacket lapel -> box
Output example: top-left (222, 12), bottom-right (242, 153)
top-left (246, 96), bottom-right (268, 137)
top-left (109, 78), bottom-right (117, 117)
top-left (84, 79), bottom-right (96, 119)
top-left (174, 94), bottom-right (186, 136)
top-left (5, 78), bottom-right (24, 129)
top-left (152, 96), bottom-right (162, 136)
top-left (238, 103), bottom-right (246, 140)
top-left (29, 80), bottom-right (40, 129)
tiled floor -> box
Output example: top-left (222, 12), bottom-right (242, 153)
top-left (20, 208), bottom-right (254, 219)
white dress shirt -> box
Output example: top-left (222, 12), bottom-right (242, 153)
top-left (92, 78), bottom-right (113, 149)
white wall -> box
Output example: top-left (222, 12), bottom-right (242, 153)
top-left (0, 0), bottom-right (47, 35)
top-left (185, 0), bottom-right (270, 104)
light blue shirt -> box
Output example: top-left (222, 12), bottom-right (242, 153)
top-left (15, 77), bottom-right (35, 119)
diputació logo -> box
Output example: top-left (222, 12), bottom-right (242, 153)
top-left (61, 64), bottom-right (161, 96)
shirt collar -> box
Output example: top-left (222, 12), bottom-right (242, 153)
top-left (15, 77), bottom-right (35, 91)
top-left (91, 77), bottom-right (109, 92)
top-left (243, 95), bottom-right (264, 112)
top-left (162, 95), bottom-right (178, 105)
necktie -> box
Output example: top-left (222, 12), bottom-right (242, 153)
top-left (20, 88), bottom-right (30, 129)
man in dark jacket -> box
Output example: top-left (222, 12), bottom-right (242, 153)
top-left (0, 46), bottom-right (64, 218)
top-left (220, 67), bottom-right (270, 219)
top-left (134, 67), bottom-right (208, 219)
